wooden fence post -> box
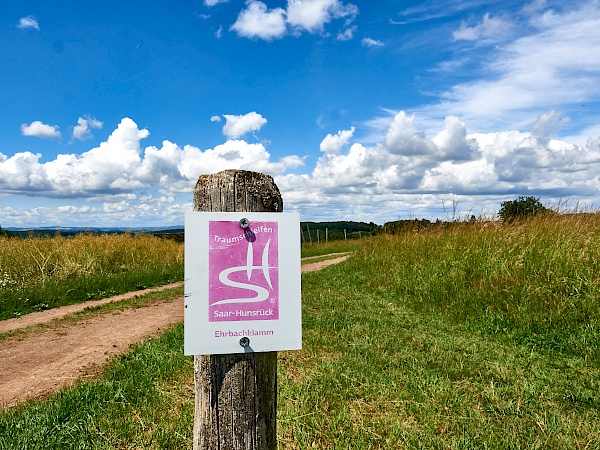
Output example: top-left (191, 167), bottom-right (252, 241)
top-left (192, 169), bottom-right (281, 450)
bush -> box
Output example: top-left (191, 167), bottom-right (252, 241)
top-left (498, 196), bottom-right (549, 221)
top-left (0, 226), bottom-right (15, 238)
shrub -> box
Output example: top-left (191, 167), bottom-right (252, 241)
top-left (498, 196), bottom-right (549, 221)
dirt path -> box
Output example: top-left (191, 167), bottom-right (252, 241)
top-left (0, 255), bottom-right (349, 409)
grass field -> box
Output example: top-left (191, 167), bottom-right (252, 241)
top-left (1, 215), bottom-right (599, 448)
top-left (0, 233), bottom-right (183, 320)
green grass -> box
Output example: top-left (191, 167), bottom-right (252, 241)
top-left (279, 263), bottom-right (599, 448)
top-left (0, 263), bottom-right (183, 321)
top-left (0, 286), bottom-right (184, 342)
top-left (301, 239), bottom-right (362, 258)
top-left (0, 325), bottom-right (194, 449)
top-left (1, 214), bottom-right (599, 448)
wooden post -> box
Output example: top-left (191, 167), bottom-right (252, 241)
top-left (325, 228), bottom-right (328, 243)
top-left (317, 229), bottom-right (320, 244)
top-left (306, 224), bottom-right (312, 245)
top-left (344, 229), bottom-right (347, 240)
top-left (192, 169), bottom-right (280, 450)
top-left (300, 224), bottom-right (305, 244)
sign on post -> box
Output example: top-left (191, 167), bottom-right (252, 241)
top-left (184, 211), bottom-right (301, 355)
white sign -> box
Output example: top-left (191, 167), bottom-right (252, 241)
top-left (184, 211), bottom-right (301, 355)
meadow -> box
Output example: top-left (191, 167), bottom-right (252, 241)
top-left (1, 215), bottom-right (599, 448)
top-left (0, 233), bottom-right (184, 320)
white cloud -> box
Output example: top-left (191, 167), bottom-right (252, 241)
top-left (361, 37), bottom-right (383, 47)
top-left (409, 2), bottom-right (600, 135)
top-left (385, 111), bottom-right (435, 156)
top-left (17, 16), bottom-right (39, 30)
top-left (4, 109), bottom-right (600, 227)
top-left (1, 117), bottom-right (300, 200)
top-left (230, 1), bottom-right (287, 41)
top-left (522, 0), bottom-right (547, 16)
top-left (72, 116), bottom-right (104, 141)
top-left (337, 25), bottom-right (356, 41)
top-left (275, 108), bottom-right (600, 223)
top-left (287, 0), bottom-right (358, 33)
top-left (215, 25), bottom-right (223, 38)
top-left (222, 112), bottom-right (267, 139)
top-left (205, 0), bottom-right (229, 6)
top-left (432, 116), bottom-right (479, 161)
top-left (210, 115), bottom-right (222, 122)
top-left (533, 110), bottom-right (570, 143)
top-left (21, 121), bottom-right (61, 139)
top-left (230, 0), bottom-right (358, 41)
top-left (453, 13), bottom-right (513, 41)
top-left (320, 127), bottom-right (355, 154)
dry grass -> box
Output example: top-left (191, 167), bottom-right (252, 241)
top-left (0, 233), bottom-right (183, 289)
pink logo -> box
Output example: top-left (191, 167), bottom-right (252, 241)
top-left (209, 221), bottom-right (279, 322)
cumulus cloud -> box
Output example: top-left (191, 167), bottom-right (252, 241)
top-left (230, 0), bottom-right (358, 41)
top-left (230, 1), bottom-right (287, 41)
top-left (1, 117), bottom-right (301, 199)
top-left (72, 116), bottom-right (103, 141)
top-left (21, 121), bottom-right (61, 139)
top-left (452, 13), bottom-right (513, 41)
top-left (210, 115), bottom-right (222, 122)
top-left (275, 108), bottom-right (600, 223)
top-left (361, 37), bottom-right (383, 47)
top-left (222, 112), bottom-right (267, 139)
top-left (17, 16), bottom-right (39, 30)
top-left (432, 116), bottom-right (479, 161)
top-left (3, 110), bottom-right (600, 227)
top-left (385, 112), bottom-right (435, 156)
top-left (204, 0), bottom-right (229, 6)
top-left (320, 127), bottom-right (355, 154)
top-left (287, 0), bottom-right (358, 33)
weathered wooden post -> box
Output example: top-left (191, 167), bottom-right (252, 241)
top-left (192, 169), bottom-right (282, 450)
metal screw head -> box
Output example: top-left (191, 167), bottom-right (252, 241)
top-left (239, 337), bottom-right (250, 347)
top-left (239, 218), bottom-right (249, 229)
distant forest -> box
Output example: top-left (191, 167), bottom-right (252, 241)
top-left (3, 219), bottom-right (460, 242)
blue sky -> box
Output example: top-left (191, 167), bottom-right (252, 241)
top-left (1, 0), bottom-right (600, 228)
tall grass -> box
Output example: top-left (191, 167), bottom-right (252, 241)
top-left (352, 214), bottom-right (600, 359)
top-left (0, 214), bottom-right (598, 448)
top-left (0, 233), bottom-right (183, 320)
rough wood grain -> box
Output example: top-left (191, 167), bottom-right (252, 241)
top-left (193, 170), bottom-right (280, 450)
